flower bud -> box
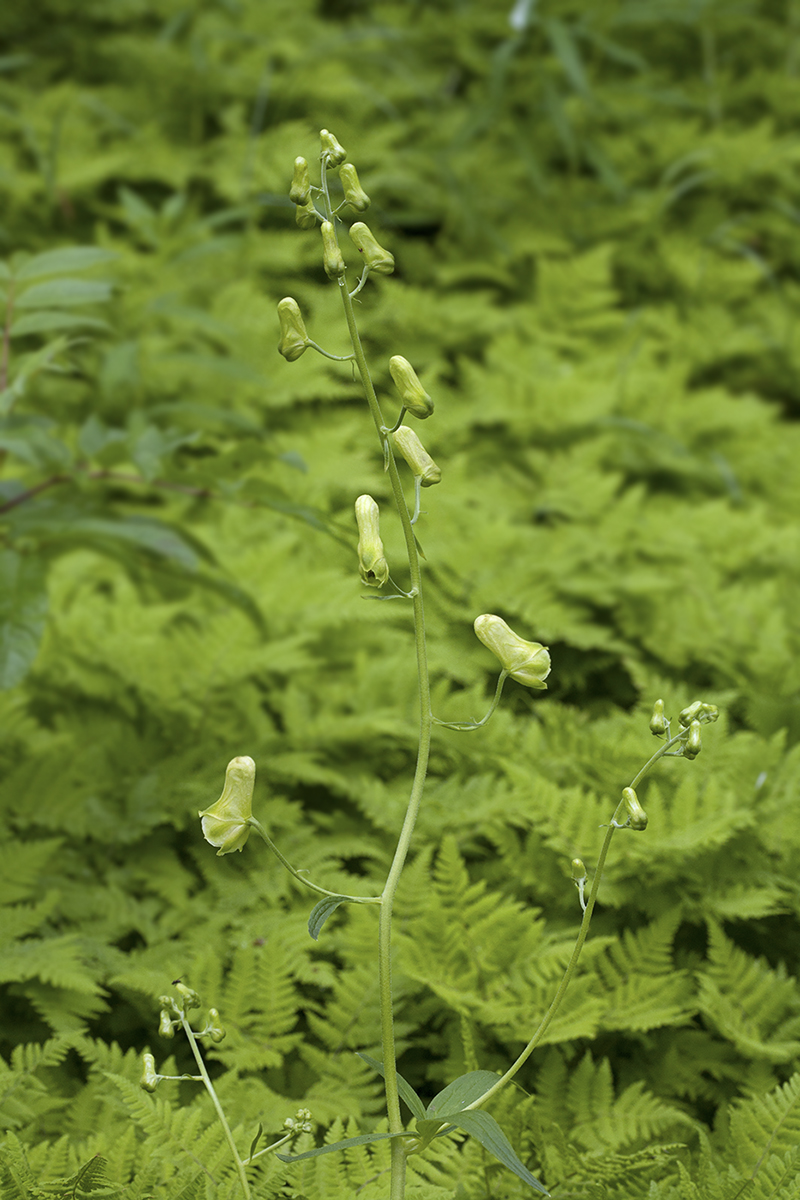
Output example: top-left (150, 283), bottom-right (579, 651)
top-left (570, 858), bottom-right (586, 881)
top-left (355, 495), bottom-right (389, 587)
top-left (349, 222), bottom-right (394, 275)
top-left (684, 720), bottom-right (702, 759)
top-left (621, 786), bottom-right (647, 831)
top-left (140, 1052), bottom-right (159, 1093)
top-left (649, 698), bottom-right (667, 737)
top-left (175, 983), bottom-right (202, 1010)
top-left (321, 221), bottom-right (346, 279)
top-left (289, 156), bottom-right (311, 206)
top-left (207, 1008), bottom-right (226, 1043)
top-left (679, 701), bottom-right (719, 728)
top-left (277, 297), bottom-right (310, 362)
top-left (339, 163), bottom-right (370, 212)
top-left (198, 756), bottom-right (256, 856)
top-left (158, 1009), bottom-right (175, 1038)
top-left (389, 356), bottom-right (434, 419)
top-left (473, 615), bottom-right (551, 690)
top-left (391, 425), bottom-right (441, 487)
top-left (320, 128), bottom-right (346, 166)
top-left (295, 198), bottom-right (318, 230)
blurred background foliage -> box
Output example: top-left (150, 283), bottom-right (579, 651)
top-left (2, 0), bottom-right (800, 1195)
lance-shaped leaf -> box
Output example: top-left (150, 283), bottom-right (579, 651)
top-left (308, 896), bottom-right (348, 941)
top-left (356, 1052), bottom-right (427, 1121)
top-left (445, 1109), bottom-right (550, 1194)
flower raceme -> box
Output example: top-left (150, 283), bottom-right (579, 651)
top-left (198, 756), bottom-right (256, 855)
top-left (473, 615), bottom-right (551, 689)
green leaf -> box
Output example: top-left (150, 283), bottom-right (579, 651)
top-left (247, 1122), bottom-right (263, 1161)
top-left (545, 17), bottom-right (590, 97)
top-left (308, 896), bottom-right (348, 940)
top-left (425, 1070), bottom-right (500, 1116)
top-left (15, 279), bottom-right (113, 309)
top-left (448, 1110), bottom-right (550, 1194)
top-left (14, 247), bottom-right (117, 280)
top-left (0, 550), bottom-right (48, 690)
top-left (276, 1129), bottom-right (415, 1163)
top-left (0, 427), bottom-right (71, 469)
top-left (357, 1053), bottom-right (427, 1121)
top-left (10, 311), bottom-right (110, 337)
top-left (0, 336), bottom-right (73, 415)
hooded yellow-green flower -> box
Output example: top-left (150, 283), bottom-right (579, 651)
top-left (198, 756), bottom-right (255, 855)
top-left (277, 297), bottom-right (310, 362)
top-left (473, 615), bottom-right (551, 689)
top-left (320, 128), bottom-right (347, 166)
top-left (289, 156), bottom-right (311, 206)
top-left (340, 163), bottom-right (370, 212)
top-left (140, 1052), bottom-right (159, 1093)
top-left (621, 786), bottom-right (648, 831)
top-left (321, 221), bottom-right (346, 279)
top-left (355, 494), bottom-right (389, 587)
top-left (392, 425), bottom-right (441, 486)
top-left (389, 355), bottom-right (433, 419)
top-left (348, 222), bottom-right (394, 275)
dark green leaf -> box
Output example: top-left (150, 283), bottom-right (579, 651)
top-left (426, 1071), bottom-right (500, 1116)
top-left (247, 1122), bottom-right (263, 1161)
top-left (545, 17), bottom-right (590, 97)
top-left (357, 1053), bottom-right (427, 1121)
top-left (0, 550), bottom-right (48, 690)
top-left (307, 897), bottom-right (348, 941)
top-left (447, 1110), bottom-right (549, 1194)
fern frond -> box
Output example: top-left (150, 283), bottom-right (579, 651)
top-left (698, 922), bottom-right (800, 1062)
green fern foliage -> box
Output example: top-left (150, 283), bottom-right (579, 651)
top-left (3, 1), bottom-right (800, 1197)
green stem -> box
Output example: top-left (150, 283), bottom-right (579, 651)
top-left (464, 730), bottom-right (685, 1112)
top-left (325, 172), bottom-right (432, 1200)
top-left (248, 818), bottom-right (381, 903)
top-left (180, 1015), bottom-right (251, 1200)
top-left (433, 670), bottom-right (509, 731)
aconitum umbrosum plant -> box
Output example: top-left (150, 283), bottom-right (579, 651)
top-left (143, 130), bottom-right (719, 1200)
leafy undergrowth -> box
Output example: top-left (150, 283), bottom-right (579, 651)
top-left (2, 0), bottom-right (800, 1196)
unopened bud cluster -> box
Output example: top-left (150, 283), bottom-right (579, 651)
top-left (648, 697), bottom-right (717, 759)
top-left (284, 1108), bottom-right (313, 1134)
top-left (141, 986), bottom-right (228, 1093)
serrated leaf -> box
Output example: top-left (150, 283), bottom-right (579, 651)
top-left (15, 279), bottom-right (113, 309)
top-left (0, 549), bottom-right (48, 689)
top-left (308, 896), bottom-right (348, 940)
top-left (14, 247), bottom-right (117, 280)
top-left (426, 1070), bottom-right (500, 1116)
top-left (357, 1053), bottom-right (427, 1121)
top-left (448, 1109), bottom-right (550, 1194)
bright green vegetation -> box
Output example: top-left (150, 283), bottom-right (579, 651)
top-left (2, 1), bottom-right (800, 1197)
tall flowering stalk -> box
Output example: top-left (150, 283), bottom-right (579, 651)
top-left (182, 131), bottom-right (719, 1200)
